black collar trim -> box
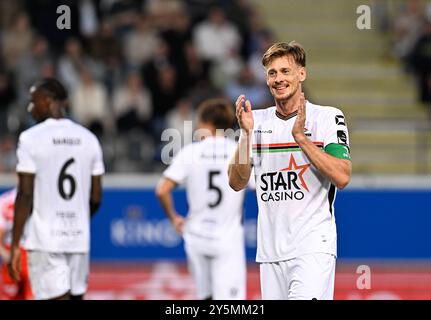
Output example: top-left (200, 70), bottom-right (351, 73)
top-left (275, 110), bottom-right (298, 121)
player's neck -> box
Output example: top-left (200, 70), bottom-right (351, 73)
top-left (275, 91), bottom-right (302, 117)
top-left (48, 107), bottom-right (66, 119)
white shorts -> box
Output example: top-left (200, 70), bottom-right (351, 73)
top-left (184, 235), bottom-right (246, 300)
top-left (260, 253), bottom-right (336, 300)
top-left (28, 251), bottom-right (89, 300)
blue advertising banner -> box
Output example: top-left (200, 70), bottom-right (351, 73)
top-left (0, 187), bottom-right (429, 260)
top-left (90, 188), bottom-right (258, 261)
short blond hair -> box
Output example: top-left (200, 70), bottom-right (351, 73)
top-left (261, 41), bottom-right (306, 67)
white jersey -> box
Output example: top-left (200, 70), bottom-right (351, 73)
top-left (163, 136), bottom-right (247, 251)
top-left (250, 101), bottom-right (350, 263)
top-left (16, 118), bottom-right (105, 253)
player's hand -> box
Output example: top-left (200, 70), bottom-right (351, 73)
top-left (292, 92), bottom-right (307, 143)
top-left (235, 95), bottom-right (254, 133)
top-left (171, 214), bottom-right (185, 235)
top-left (7, 246), bottom-right (21, 282)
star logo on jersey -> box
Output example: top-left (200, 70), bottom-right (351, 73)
top-left (280, 155), bottom-right (311, 192)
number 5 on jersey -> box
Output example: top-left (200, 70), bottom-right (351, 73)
top-left (208, 170), bottom-right (223, 208)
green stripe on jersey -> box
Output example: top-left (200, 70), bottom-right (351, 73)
top-left (325, 143), bottom-right (351, 160)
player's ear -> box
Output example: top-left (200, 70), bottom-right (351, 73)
top-left (299, 67), bottom-right (307, 82)
top-left (264, 68), bottom-right (270, 87)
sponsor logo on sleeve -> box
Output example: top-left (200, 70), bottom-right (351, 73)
top-left (335, 115), bottom-right (346, 126)
top-left (337, 130), bottom-right (348, 145)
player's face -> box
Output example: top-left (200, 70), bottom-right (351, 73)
top-left (265, 55), bottom-right (306, 102)
top-left (28, 87), bottom-right (50, 122)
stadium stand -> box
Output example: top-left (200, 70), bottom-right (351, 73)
top-left (254, 0), bottom-right (431, 174)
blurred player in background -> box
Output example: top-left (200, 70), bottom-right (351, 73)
top-left (156, 99), bottom-right (251, 300)
top-left (228, 41), bottom-right (352, 300)
top-left (0, 188), bottom-right (33, 300)
top-left (8, 78), bottom-right (105, 300)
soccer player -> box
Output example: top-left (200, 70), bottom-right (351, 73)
top-left (156, 99), bottom-right (248, 300)
top-left (8, 78), bottom-right (104, 300)
top-left (228, 41), bottom-right (352, 300)
top-left (0, 188), bottom-right (33, 300)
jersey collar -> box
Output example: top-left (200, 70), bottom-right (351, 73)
top-left (275, 110), bottom-right (298, 121)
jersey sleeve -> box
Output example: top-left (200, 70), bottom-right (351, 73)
top-left (163, 146), bottom-right (192, 184)
top-left (16, 133), bottom-right (37, 174)
top-left (92, 137), bottom-right (105, 176)
top-left (322, 108), bottom-right (351, 160)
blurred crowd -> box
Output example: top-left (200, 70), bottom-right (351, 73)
top-left (0, 0), bottom-right (275, 173)
top-left (389, 0), bottom-right (431, 110)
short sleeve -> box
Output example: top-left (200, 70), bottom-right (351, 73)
top-left (163, 146), bottom-right (192, 184)
top-left (323, 108), bottom-right (350, 148)
top-left (323, 108), bottom-right (351, 160)
top-left (92, 138), bottom-right (105, 176)
top-left (16, 134), bottom-right (37, 174)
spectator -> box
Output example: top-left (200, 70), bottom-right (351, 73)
top-left (141, 40), bottom-right (178, 99)
top-left (24, 0), bottom-right (81, 52)
top-left (193, 6), bottom-right (242, 63)
top-left (247, 8), bottom-right (273, 58)
top-left (393, 0), bottom-right (426, 63)
top-left (153, 65), bottom-right (182, 118)
top-left (112, 72), bottom-right (153, 134)
top-left (145, 0), bottom-right (185, 29)
top-left (70, 68), bottom-right (110, 138)
top-left (178, 41), bottom-right (211, 95)
top-left (15, 37), bottom-right (52, 105)
top-left (225, 65), bottom-right (272, 110)
top-left (248, 29), bottom-right (276, 84)
top-left (409, 21), bottom-right (431, 109)
top-left (225, 0), bottom-right (254, 59)
top-left (0, 135), bottom-right (17, 173)
top-left (0, 1), bottom-right (23, 29)
top-left (78, 0), bottom-right (100, 39)
top-left (209, 48), bottom-right (244, 90)
top-left (160, 11), bottom-right (192, 67)
top-left (91, 21), bottom-right (123, 65)
top-left (165, 98), bottom-right (195, 152)
top-left (0, 72), bottom-right (16, 134)
top-left (90, 21), bottom-right (124, 93)
top-left (123, 14), bottom-right (161, 69)
top-left (58, 37), bottom-right (105, 92)
top-left (186, 77), bottom-right (223, 111)
top-left (2, 12), bottom-right (34, 70)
